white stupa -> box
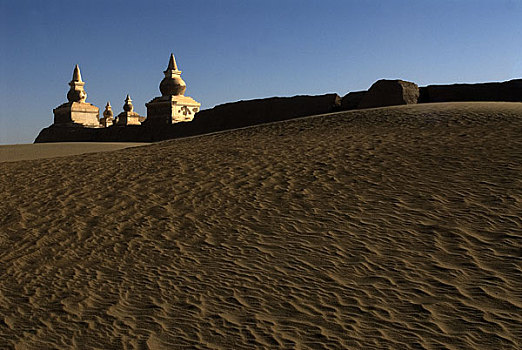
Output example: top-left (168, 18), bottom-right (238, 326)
top-left (145, 53), bottom-right (201, 125)
top-left (53, 65), bottom-right (100, 127)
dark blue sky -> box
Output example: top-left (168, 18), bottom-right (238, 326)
top-left (1, 0), bottom-right (521, 144)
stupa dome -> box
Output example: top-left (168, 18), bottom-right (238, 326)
top-left (159, 53), bottom-right (186, 96)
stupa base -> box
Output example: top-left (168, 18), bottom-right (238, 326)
top-left (53, 102), bottom-right (100, 128)
top-left (145, 95), bottom-right (200, 125)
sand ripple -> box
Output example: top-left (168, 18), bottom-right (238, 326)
top-left (1, 102), bottom-right (521, 349)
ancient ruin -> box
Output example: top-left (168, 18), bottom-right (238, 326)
top-left (358, 79), bottom-right (419, 109)
top-left (115, 95), bottom-right (141, 126)
top-left (53, 65), bottom-right (100, 127)
top-left (99, 102), bottom-right (113, 127)
top-left (48, 53), bottom-right (200, 130)
top-left (145, 54), bottom-right (201, 125)
top-left (37, 55), bottom-right (522, 144)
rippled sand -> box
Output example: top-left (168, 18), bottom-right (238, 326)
top-left (0, 142), bottom-right (148, 162)
top-left (1, 102), bottom-right (521, 349)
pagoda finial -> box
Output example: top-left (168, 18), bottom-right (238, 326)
top-left (167, 53), bottom-right (178, 71)
top-left (72, 64), bottom-right (83, 82)
top-left (123, 94), bottom-right (134, 112)
top-left (67, 64), bottom-right (86, 102)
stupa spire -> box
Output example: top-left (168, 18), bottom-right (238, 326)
top-left (167, 53), bottom-right (179, 72)
top-left (72, 64), bottom-right (83, 82)
top-left (67, 64), bottom-right (87, 103)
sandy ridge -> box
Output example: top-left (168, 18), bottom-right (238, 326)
top-left (0, 102), bottom-right (521, 349)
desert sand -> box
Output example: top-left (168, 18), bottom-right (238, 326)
top-left (0, 142), bottom-right (148, 163)
top-left (1, 102), bottom-right (521, 349)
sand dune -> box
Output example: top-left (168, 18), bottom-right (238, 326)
top-left (1, 102), bottom-right (521, 349)
top-left (0, 142), bottom-right (148, 163)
